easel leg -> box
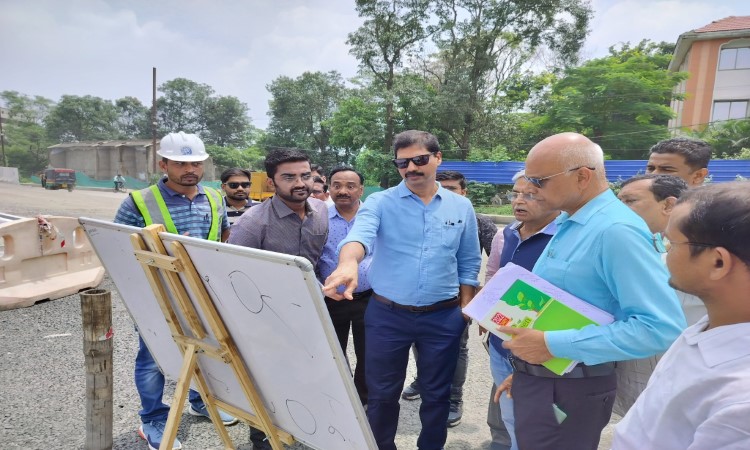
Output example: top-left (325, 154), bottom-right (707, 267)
top-left (160, 344), bottom-right (198, 450)
top-left (192, 367), bottom-right (235, 449)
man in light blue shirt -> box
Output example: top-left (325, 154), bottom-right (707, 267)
top-left (497, 132), bottom-right (685, 450)
top-left (324, 130), bottom-right (481, 450)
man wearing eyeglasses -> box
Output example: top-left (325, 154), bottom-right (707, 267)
top-left (613, 181), bottom-right (750, 449)
top-left (323, 130), bottom-right (481, 450)
top-left (220, 168), bottom-right (258, 225)
top-left (496, 132), bottom-right (685, 450)
top-left (228, 148), bottom-right (328, 450)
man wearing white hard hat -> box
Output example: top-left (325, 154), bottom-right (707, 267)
top-left (114, 131), bottom-right (235, 450)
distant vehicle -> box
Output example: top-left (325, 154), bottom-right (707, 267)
top-left (249, 171), bottom-right (274, 202)
top-left (42, 168), bottom-right (76, 191)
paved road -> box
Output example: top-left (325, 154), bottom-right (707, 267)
top-left (0, 182), bottom-right (617, 449)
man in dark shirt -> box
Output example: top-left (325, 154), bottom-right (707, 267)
top-left (220, 167), bottom-right (257, 226)
top-left (227, 148), bottom-right (328, 449)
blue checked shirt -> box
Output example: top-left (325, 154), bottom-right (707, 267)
top-left (114, 178), bottom-right (229, 238)
top-left (317, 203), bottom-right (373, 294)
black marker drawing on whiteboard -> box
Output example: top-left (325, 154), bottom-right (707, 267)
top-left (206, 372), bottom-right (231, 394)
top-left (322, 392), bottom-right (345, 414)
top-left (286, 399), bottom-right (317, 435)
top-left (329, 425), bottom-right (346, 441)
top-left (227, 270), bottom-right (314, 358)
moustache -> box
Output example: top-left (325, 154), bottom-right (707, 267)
top-left (405, 171), bottom-right (423, 178)
top-left (336, 195), bottom-right (351, 199)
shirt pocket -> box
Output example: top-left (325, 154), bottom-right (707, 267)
top-left (539, 257), bottom-right (570, 290)
top-left (441, 223), bottom-right (462, 248)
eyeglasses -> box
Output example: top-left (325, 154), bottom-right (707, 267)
top-left (506, 192), bottom-right (539, 202)
top-left (524, 166), bottom-right (595, 188)
top-left (226, 182), bottom-right (251, 189)
top-left (653, 234), bottom-right (717, 254)
top-left (392, 154), bottom-right (432, 169)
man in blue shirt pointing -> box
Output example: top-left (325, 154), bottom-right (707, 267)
top-left (323, 130), bottom-right (481, 450)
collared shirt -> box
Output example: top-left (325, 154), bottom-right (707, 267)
top-left (612, 317), bottom-right (750, 450)
top-left (228, 195), bottom-right (328, 266)
top-left (535, 189), bottom-right (685, 365)
top-left (485, 219), bottom-right (557, 283)
top-left (340, 180), bottom-right (481, 306)
top-left (316, 203), bottom-right (372, 293)
top-left (114, 179), bottom-right (229, 238)
top-left (224, 198), bottom-right (258, 225)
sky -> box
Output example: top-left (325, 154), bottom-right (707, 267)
top-left (2, 0), bottom-right (749, 129)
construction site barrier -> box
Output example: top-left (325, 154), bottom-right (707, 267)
top-left (0, 216), bottom-right (105, 310)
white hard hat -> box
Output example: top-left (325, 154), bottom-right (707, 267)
top-left (157, 132), bottom-right (208, 162)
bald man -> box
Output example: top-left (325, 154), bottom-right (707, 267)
top-left (497, 133), bottom-right (685, 450)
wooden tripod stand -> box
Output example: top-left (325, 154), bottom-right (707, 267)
top-left (131, 224), bottom-right (294, 450)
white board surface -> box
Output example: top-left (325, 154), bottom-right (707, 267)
top-left (80, 217), bottom-right (376, 450)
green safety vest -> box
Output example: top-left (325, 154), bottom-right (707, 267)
top-left (131, 184), bottom-right (224, 242)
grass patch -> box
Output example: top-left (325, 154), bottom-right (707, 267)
top-left (475, 204), bottom-right (513, 215)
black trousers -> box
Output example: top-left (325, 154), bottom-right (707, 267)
top-left (325, 292), bottom-right (370, 405)
top-left (513, 371), bottom-right (617, 450)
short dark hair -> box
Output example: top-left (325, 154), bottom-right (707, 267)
top-left (312, 176), bottom-right (328, 192)
top-left (620, 174), bottom-right (688, 202)
top-left (329, 165), bottom-right (364, 185)
top-left (393, 130), bottom-right (440, 157)
top-left (220, 168), bottom-right (252, 183)
top-left (264, 149), bottom-right (310, 178)
top-left (311, 164), bottom-right (325, 174)
top-left (436, 170), bottom-right (467, 190)
top-left (676, 181), bottom-right (750, 265)
top-left (649, 138), bottom-right (712, 170)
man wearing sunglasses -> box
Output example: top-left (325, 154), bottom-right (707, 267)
top-left (220, 168), bottom-right (257, 225)
top-left (496, 132), bottom-right (685, 450)
top-left (613, 181), bottom-right (750, 449)
top-left (323, 130), bottom-right (481, 450)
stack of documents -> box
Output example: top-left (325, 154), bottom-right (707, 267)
top-left (464, 263), bottom-right (614, 375)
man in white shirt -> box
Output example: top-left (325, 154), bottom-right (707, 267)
top-left (612, 181), bottom-right (750, 450)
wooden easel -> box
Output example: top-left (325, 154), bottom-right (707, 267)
top-left (130, 224), bottom-right (294, 450)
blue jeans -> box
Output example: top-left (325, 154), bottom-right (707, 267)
top-left (135, 334), bottom-right (203, 423)
top-left (490, 344), bottom-right (517, 450)
top-left (365, 298), bottom-right (465, 450)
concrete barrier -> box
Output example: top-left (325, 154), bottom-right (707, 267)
top-left (0, 167), bottom-right (19, 184)
top-left (0, 215), bottom-right (105, 310)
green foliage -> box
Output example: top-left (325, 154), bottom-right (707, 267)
top-left (44, 95), bottom-right (120, 142)
top-left (203, 96), bottom-right (251, 147)
top-left (205, 144), bottom-right (266, 175)
top-left (157, 78), bottom-right (214, 135)
top-left (466, 181), bottom-right (497, 205)
top-left (542, 40), bottom-right (687, 159)
top-left (1, 90), bottom-right (53, 125)
top-left (326, 95), bottom-right (384, 164)
top-left (354, 148), bottom-right (401, 188)
top-left (474, 204), bottom-right (513, 215)
top-left (115, 96), bottom-right (151, 139)
top-left (467, 145), bottom-right (511, 162)
top-left (266, 71), bottom-right (346, 168)
top-left (688, 118), bottom-right (750, 159)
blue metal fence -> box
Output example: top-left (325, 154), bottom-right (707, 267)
top-left (440, 160), bottom-right (750, 184)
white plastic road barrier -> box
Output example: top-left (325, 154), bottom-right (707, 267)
top-left (0, 215), bottom-right (105, 310)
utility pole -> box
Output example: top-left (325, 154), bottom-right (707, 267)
top-left (0, 108), bottom-right (6, 167)
top-left (151, 67), bottom-right (157, 175)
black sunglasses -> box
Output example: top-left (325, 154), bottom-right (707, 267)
top-left (226, 182), bottom-right (251, 189)
top-left (392, 153), bottom-right (432, 169)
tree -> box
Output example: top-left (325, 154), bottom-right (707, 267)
top-left (542, 40), bottom-right (688, 159)
top-left (1, 90), bottom-right (53, 125)
top-left (44, 95), bottom-right (119, 142)
top-left (266, 71), bottom-right (346, 168)
top-left (157, 78), bottom-right (214, 135)
top-left (1, 91), bottom-right (55, 174)
top-left (422, 0), bottom-right (592, 159)
top-left (327, 95), bottom-right (384, 164)
top-left (348, 0), bottom-right (434, 153)
top-left (203, 96), bottom-right (251, 147)
top-left (689, 118), bottom-right (750, 159)
top-left (115, 96), bottom-right (151, 139)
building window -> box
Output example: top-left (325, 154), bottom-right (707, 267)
top-left (712, 100), bottom-right (749, 122)
top-left (718, 47), bottom-right (750, 70)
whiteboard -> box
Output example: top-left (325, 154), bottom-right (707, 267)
top-left (79, 217), bottom-right (376, 450)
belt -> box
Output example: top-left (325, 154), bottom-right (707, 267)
top-left (511, 358), bottom-right (616, 379)
top-left (372, 293), bottom-right (459, 312)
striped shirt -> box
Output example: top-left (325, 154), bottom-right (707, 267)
top-left (114, 178), bottom-right (229, 238)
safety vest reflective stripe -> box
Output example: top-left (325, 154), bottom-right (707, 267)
top-left (130, 184), bottom-right (223, 241)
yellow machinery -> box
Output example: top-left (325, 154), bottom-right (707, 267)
top-left (249, 171), bottom-right (275, 202)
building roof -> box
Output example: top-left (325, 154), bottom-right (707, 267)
top-left (694, 16), bottom-right (750, 33)
top-left (48, 139), bottom-right (155, 149)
